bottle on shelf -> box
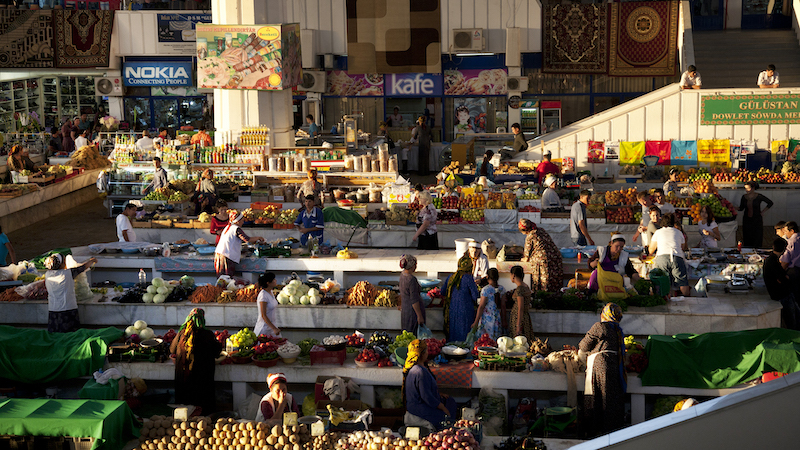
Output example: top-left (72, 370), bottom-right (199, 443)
top-left (138, 269), bottom-right (147, 284)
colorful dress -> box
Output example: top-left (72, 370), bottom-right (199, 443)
top-left (509, 284), bottom-right (535, 343)
top-left (523, 228), bottom-right (564, 292)
top-left (476, 284), bottom-right (503, 340)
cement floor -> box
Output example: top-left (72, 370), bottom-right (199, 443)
top-left (7, 197), bottom-right (116, 261)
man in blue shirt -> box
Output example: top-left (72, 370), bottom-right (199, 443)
top-left (306, 115), bottom-right (319, 144)
top-left (294, 195), bottom-right (324, 245)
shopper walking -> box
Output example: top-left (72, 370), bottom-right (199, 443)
top-left (254, 272), bottom-right (281, 338)
top-left (399, 254), bottom-right (426, 334)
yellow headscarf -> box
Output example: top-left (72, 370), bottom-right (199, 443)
top-left (601, 303), bottom-right (623, 323)
top-left (401, 339), bottom-right (429, 408)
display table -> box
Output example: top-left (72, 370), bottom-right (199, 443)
top-left (0, 399), bottom-right (140, 450)
top-left (108, 360), bottom-right (754, 425)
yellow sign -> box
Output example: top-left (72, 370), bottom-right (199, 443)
top-left (258, 26), bottom-right (280, 41)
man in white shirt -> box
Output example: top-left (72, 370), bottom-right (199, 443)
top-left (680, 65), bottom-right (701, 90)
top-left (73, 129), bottom-right (89, 153)
top-left (652, 188), bottom-right (675, 214)
top-left (757, 64), bottom-right (780, 88)
top-left (116, 203), bottom-right (138, 242)
top-left (136, 130), bottom-right (154, 151)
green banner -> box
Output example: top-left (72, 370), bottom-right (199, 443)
top-left (701, 94), bottom-right (800, 125)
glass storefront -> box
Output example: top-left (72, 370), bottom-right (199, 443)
top-left (123, 87), bottom-right (208, 132)
top-left (323, 97), bottom-right (383, 136)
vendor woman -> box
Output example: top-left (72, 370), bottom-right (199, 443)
top-left (298, 168), bottom-right (324, 207)
top-left (170, 308), bottom-right (222, 414)
top-left (7, 145), bottom-right (39, 174)
top-left (541, 175), bottom-right (561, 209)
top-left (399, 254), bottom-right (426, 334)
top-left (255, 373), bottom-right (300, 424)
top-left (402, 339), bottom-right (458, 433)
top-left (587, 234), bottom-right (640, 293)
top-left (294, 195), bottom-right (324, 245)
top-left (215, 211), bottom-right (265, 276)
top-left (468, 241), bottom-right (489, 283)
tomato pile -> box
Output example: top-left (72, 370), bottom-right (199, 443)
top-left (254, 341), bottom-right (279, 354)
top-left (160, 329), bottom-right (177, 344)
top-left (377, 358), bottom-right (393, 367)
top-left (356, 348), bottom-right (379, 363)
top-left (424, 338), bottom-right (445, 358)
top-left (257, 334), bottom-right (287, 346)
top-left (472, 333), bottom-right (497, 356)
top-left (214, 330), bottom-right (230, 344)
top-left (346, 333), bottom-right (365, 347)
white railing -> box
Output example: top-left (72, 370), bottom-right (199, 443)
top-left (679, 0), bottom-right (695, 71)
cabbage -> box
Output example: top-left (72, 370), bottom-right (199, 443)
top-left (299, 284), bottom-right (310, 294)
top-left (289, 279), bottom-right (301, 287)
top-left (277, 293), bottom-right (290, 305)
top-left (146, 285), bottom-right (157, 294)
top-left (139, 327), bottom-right (155, 340)
top-left (309, 295), bottom-right (321, 305)
top-left (156, 286), bottom-right (168, 295)
top-left (290, 294), bottom-right (300, 305)
top-left (514, 336), bottom-right (528, 348)
top-left (125, 326), bottom-right (137, 337)
top-left (142, 293), bottom-right (154, 303)
top-left (153, 294), bottom-right (166, 304)
top-left (152, 278), bottom-right (165, 288)
top-left (134, 320), bottom-right (148, 330)
top-left (300, 295), bottom-right (310, 305)
top-left (497, 336), bottom-right (513, 352)
top-left (307, 288), bottom-right (318, 298)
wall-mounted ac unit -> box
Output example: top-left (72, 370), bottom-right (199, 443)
top-left (506, 76), bottom-right (528, 92)
top-left (300, 71), bottom-right (326, 92)
top-left (452, 28), bottom-right (485, 51)
top-left (95, 77), bottom-right (124, 96)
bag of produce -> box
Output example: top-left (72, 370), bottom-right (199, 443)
top-left (416, 324), bottom-right (433, 340)
top-left (481, 239), bottom-right (498, 259)
top-left (478, 387), bottom-right (507, 436)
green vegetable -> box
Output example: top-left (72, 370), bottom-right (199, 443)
top-left (634, 279), bottom-right (653, 295)
top-left (298, 338), bottom-right (319, 357)
top-left (17, 274), bottom-right (37, 284)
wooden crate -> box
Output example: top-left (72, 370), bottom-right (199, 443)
top-left (173, 221), bottom-right (193, 229)
top-left (151, 219), bottom-right (173, 228)
top-left (131, 221), bottom-right (152, 228)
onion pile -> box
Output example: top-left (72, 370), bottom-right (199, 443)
top-left (302, 431), bottom-right (340, 450)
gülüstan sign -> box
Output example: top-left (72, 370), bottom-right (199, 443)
top-left (701, 94), bottom-right (800, 125)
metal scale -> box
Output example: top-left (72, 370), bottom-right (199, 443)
top-left (642, 155), bottom-right (663, 182)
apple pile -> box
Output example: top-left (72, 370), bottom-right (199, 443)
top-left (756, 167), bottom-right (784, 184)
top-left (735, 168), bottom-right (757, 183)
top-left (346, 333), bottom-right (365, 347)
top-left (604, 188), bottom-right (638, 205)
top-left (607, 207), bottom-right (636, 224)
top-left (472, 333), bottom-right (497, 356)
top-left (214, 330), bottom-right (230, 344)
top-left (441, 195), bottom-right (459, 209)
top-left (460, 208), bottom-right (484, 222)
top-left (518, 205), bottom-right (541, 212)
top-left (693, 179), bottom-right (717, 194)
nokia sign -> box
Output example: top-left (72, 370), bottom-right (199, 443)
top-left (386, 73), bottom-right (442, 97)
top-left (123, 61), bottom-right (193, 86)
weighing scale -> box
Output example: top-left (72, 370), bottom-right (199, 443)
top-left (642, 155), bottom-right (663, 182)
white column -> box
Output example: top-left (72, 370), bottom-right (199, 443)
top-left (507, 66), bottom-right (522, 129)
top-left (211, 0), bottom-right (295, 148)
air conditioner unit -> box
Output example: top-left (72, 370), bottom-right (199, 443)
top-left (452, 28), bottom-right (485, 51)
top-left (506, 76), bottom-right (528, 92)
top-left (300, 71), bottom-right (326, 92)
top-left (95, 77), bottom-right (124, 96)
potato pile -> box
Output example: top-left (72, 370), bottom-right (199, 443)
top-left (136, 416), bottom-right (211, 450)
top-left (301, 432), bottom-right (339, 450)
top-left (136, 417), bottom-right (310, 450)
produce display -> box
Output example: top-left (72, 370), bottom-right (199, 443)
top-left (487, 192), bottom-right (516, 209)
top-left (459, 208), bottom-right (484, 222)
top-left (606, 206), bottom-right (636, 224)
top-left (345, 281), bottom-right (379, 306)
top-left (337, 248), bottom-right (358, 259)
top-left (440, 195), bottom-right (459, 209)
top-left (604, 187), bottom-right (638, 205)
top-left (277, 279), bottom-right (322, 305)
top-left (69, 145), bottom-right (110, 169)
top-left (229, 328), bottom-right (257, 348)
top-left (125, 320), bottom-right (155, 341)
top-left (322, 335), bottom-right (346, 346)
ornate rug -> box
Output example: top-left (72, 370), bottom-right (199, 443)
top-left (608, 1), bottom-right (679, 76)
top-left (53, 10), bottom-right (114, 68)
top-left (346, 0), bottom-right (441, 74)
top-left (542, 1), bottom-right (607, 74)
top-left (0, 11), bottom-right (53, 69)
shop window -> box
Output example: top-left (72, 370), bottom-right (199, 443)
top-left (444, 96), bottom-right (508, 141)
top-left (323, 97), bottom-right (383, 135)
top-left (124, 98), bottom-right (151, 132)
top-left (123, 95), bottom-right (207, 131)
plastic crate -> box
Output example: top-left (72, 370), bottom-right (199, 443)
top-left (66, 437), bottom-right (94, 450)
top-left (309, 346), bottom-right (346, 366)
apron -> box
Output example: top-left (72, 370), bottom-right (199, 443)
top-left (254, 392), bottom-right (294, 422)
top-left (585, 350), bottom-right (617, 396)
top-left (216, 223), bottom-right (243, 263)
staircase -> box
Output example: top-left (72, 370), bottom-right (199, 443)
top-left (692, 29), bottom-right (800, 89)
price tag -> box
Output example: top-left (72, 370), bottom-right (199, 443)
top-left (173, 407), bottom-right (189, 421)
top-left (311, 421), bottom-right (325, 437)
top-left (283, 412), bottom-right (298, 426)
top-left (461, 407), bottom-right (477, 421)
top-left (405, 427), bottom-right (420, 440)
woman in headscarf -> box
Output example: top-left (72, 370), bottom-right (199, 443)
top-left (44, 254), bottom-right (96, 333)
top-left (7, 145), bottom-right (39, 174)
top-left (399, 254), bottom-right (426, 334)
top-left (518, 218), bottom-right (563, 292)
top-left (578, 303), bottom-right (627, 438)
top-left (474, 150), bottom-right (495, 182)
top-left (587, 234), bottom-right (640, 294)
top-left (214, 210), bottom-right (265, 277)
top-left (169, 308), bottom-right (222, 414)
top-left (402, 339), bottom-right (458, 434)
top-left (508, 265), bottom-right (535, 342)
top-left (255, 373), bottom-right (300, 424)
top-left (443, 255), bottom-right (479, 342)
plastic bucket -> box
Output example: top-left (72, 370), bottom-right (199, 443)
top-left (454, 238), bottom-right (475, 258)
top-left (649, 268), bottom-right (671, 297)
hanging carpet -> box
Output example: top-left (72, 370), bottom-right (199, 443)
top-left (53, 10), bottom-right (114, 68)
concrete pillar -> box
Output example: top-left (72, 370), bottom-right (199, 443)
top-left (211, 0), bottom-right (295, 148)
top-left (507, 66), bottom-right (522, 130)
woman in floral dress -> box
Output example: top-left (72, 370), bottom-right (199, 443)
top-left (518, 218), bottom-right (563, 292)
top-left (471, 268), bottom-right (503, 340)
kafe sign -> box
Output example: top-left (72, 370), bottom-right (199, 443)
top-left (123, 61), bottom-right (193, 87)
top-left (386, 73), bottom-right (442, 96)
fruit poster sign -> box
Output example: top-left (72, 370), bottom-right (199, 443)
top-left (701, 94), bottom-right (800, 125)
top-left (196, 23), bottom-right (302, 90)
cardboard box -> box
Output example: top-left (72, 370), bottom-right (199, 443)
top-left (314, 376), bottom-right (352, 402)
top-left (131, 221), bottom-right (152, 228)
